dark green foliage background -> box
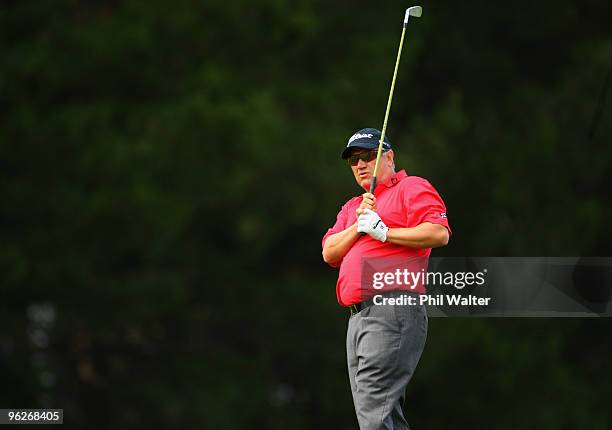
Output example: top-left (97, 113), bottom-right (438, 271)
top-left (1, 1), bottom-right (611, 428)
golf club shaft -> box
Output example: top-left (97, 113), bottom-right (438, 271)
top-left (369, 24), bottom-right (407, 194)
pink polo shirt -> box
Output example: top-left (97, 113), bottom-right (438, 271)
top-left (322, 170), bottom-right (451, 306)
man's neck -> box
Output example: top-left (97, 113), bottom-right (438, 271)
top-left (376, 170), bottom-right (396, 185)
top-left (363, 170), bottom-right (396, 192)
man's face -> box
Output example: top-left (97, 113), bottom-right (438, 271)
top-left (348, 149), bottom-right (395, 190)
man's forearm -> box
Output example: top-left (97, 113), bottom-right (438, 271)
top-left (322, 222), bottom-right (360, 264)
top-left (386, 222), bottom-right (449, 248)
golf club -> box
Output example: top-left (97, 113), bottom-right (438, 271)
top-left (369, 5), bottom-right (422, 194)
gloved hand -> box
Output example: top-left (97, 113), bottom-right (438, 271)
top-left (357, 209), bottom-right (388, 242)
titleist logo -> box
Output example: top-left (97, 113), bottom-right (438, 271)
top-left (348, 133), bottom-right (374, 145)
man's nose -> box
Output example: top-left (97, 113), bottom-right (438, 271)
top-left (357, 158), bottom-right (368, 168)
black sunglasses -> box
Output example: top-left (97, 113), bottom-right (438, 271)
top-left (347, 150), bottom-right (387, 166)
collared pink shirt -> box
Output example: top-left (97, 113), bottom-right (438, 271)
top-left (322, 170), bottom-right (451, 306)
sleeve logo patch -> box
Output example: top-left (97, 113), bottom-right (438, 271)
top-left (440, 212), bottom-right (447, 218)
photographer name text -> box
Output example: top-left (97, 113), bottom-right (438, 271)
top-left (374, 294), bottom-right (492, 306)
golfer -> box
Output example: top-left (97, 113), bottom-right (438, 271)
top-left (322, 128), bottom-right (451, 429)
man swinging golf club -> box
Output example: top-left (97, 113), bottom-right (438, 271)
top-left (321, 6), bottom-right (452, 429)
top-left (322, 127), bottom-right (450, 429)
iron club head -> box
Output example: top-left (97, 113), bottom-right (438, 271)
top-left (404, 6), bottom-right (422, 25)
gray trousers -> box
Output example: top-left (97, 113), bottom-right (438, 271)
top-left (346, 300), bottom-right (428, 430)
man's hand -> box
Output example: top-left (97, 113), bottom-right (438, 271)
top-left (357, 209), bottom-right (388, 242)
top-left (356, 192), bottom-right (376, 218)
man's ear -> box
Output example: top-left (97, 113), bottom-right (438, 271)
top-left (387, 150), bottom-right (395, 167)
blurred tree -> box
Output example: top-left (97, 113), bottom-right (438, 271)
top-left (0, 0), bottom-right (611, 429)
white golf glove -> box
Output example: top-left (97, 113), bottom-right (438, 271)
top-left (357, 209), bottom-right (388, 242)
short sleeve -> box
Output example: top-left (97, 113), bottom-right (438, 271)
top-left (321, 202), bottom-right (353, 268)
top-left (322, 203), bottom-right (350, 248)
top-left (405, 178), bottom-right (452, 235)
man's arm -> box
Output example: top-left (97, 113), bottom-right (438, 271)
top-left (322, 193), bottom-right (377, 265)
top-left (322, 222), bottom-right (360, 265)
top-left (386, 222), bottom-right (449, 248)
top-left (357, 209), bottom-right (449, 248)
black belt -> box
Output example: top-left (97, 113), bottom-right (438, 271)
top-left (348, 290), bottom-right (417, 316)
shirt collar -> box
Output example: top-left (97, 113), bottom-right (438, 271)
top-left (377, 169), bottom-right (408, 190)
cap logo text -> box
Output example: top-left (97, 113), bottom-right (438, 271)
top-left (348, 133), bottom-right (374, 146)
